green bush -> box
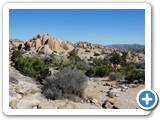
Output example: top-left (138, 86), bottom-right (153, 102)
top-left (45, 54), bottom-right (70, 69)
top-left (95, 66), bottom-right (110, 77)
top-left (124, 63), bottom-right (136, 74)
top-left (14, 57), bottom-right (49, 79)
top-left (68, 49), bottom-right (82, 66)
top-left (92, 57), bottom-right (110, 66)
top-left (109, 72), bottom-right (123, 81)
top-left (85, 66), bottom-right (110, 77)
top-left (11, 50), bottom-right (23, 62)
top-left (125, 69), bottom-right (145, 84)
top-left (109, 52), bottom-right (123, 64)
top-left (42, 68), bottom-right (87, 100)
top-left (85, 67), bottom-right (96, 77)
top-left (76, 61), bottom-right (90, 71)
top-left (134, 62), bottom-right (145, 69)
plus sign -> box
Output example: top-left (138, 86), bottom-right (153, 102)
top-left (142, 93), bottom-right (153, 105)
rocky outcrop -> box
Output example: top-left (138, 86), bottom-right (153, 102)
top-left (76, 41), bottom-right (105, 50)
top-left (23, 33), bottom-right (74, 54)
top-left (123, 51), bottom-right (145, 63)
top-left (76, 42), bottom-right (145, 63)
top-left (9, 39), bottom-right (25, 51)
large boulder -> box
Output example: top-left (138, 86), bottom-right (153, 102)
top-left (23, 33), bottom-right (74, 53)
top-left (39, 45), bottom-right (53, 54)
top-left (35, 39), bottom-right (42, 51)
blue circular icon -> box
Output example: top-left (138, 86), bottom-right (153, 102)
top-left (137, 89), bottom-right (158, 110)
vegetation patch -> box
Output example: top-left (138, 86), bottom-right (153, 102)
top-left (42, 67), bottom-right (87, 100)
top-left (11, 50), bottom-right (49, 79)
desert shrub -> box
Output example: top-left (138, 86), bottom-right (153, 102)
top-left (124, 63), bottom-right (136, 74)
top-left (125, 69), bottom-right (145, 84)
top-left (85, 66), bottom-right (96, 77)
top-left (11, 50), bottom-right (23, 62)
top-left (85, 66), bottom-right (110, 77)
top-left (92, 57), bottom-right (110, 66)
top-left (95, 66), bottom-right (110, 77)
top-left (68, 49), bottom-right (82, 65)
top-left (14, 57), bottom-right (49, 79)
top-left (134, 62), bottom-right (145, 69)
top-left (109, 72), bottom-right (123, 81)
top-left (45, 54), bottom-right (70, 69)
top-left (123, 62), bottom-right (145, 70)
top-left (94, 52), bottom-right (100, 56)
top-left (76, 61), bottom-right (91, 71)
top-left (42, 68), bottom-right (87, 100)
top-left (85, 49), bottom-right (91, 52)
top-left (109, 52), bottom-right (123, 64)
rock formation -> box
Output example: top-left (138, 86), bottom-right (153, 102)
top-left (23, 33), bottom-right (74, 54)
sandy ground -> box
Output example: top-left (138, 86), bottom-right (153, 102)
top-left (88, 77), bottom-right (145, 109)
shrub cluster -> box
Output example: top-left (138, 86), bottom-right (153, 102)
top-left (11, 50), bottom-right (23, 62)
top-left (68, 49), bottom-right (82, 67)
top-left (85, 66), bottom-right (111, 77)
top-left (42, 68), bottom-right (87, 100)
top-left (92, 57), bottom-right (110, 66)
top-left (11, 50), bottom-right (49, 79)
top-left (109, 52), bottom-right (123, 64)
top-left (45, 54), bottom-right (70, 70)
top-left (125, 69), bottom-right (145, 84)
top-left (14, 57), bottom-right (49, 79)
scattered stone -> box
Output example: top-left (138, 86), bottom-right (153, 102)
top-left (15, 97), bottom-right (40, 109)
top-left (121, 88), bottom-right (126, 92)
top-left (108, 91), bottom-right (117, 98)
top-left (102, 102), bottom-right (113, 109)
top-left (106, 98), bottom-right (117, 105)
top-left (117, 79), bottom-right (126, 84)
top-left (33, 106), bottom-right (38, 109)
top-left (115, 93), bottom-right (120, 97)
top-left (104, 82), bottom-right (111, 86)
top-left (120, 84), bottom-right (128, 89)
top-left (108, 88), bottom-right (120, 98)
top-left (128, 84), bottom-right (135, 88)
top-left (132, 84), bottom-right (139, 88)
top-left (91, 99), bottom-right (99, 104)
top-left (133, 80), bottom-right (139, 84)
top-left (111, 84), bottom-right (119, 88)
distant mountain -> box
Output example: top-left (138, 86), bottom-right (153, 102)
top-left (108, 44), bottom-right (145, 50)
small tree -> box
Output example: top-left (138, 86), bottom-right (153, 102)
top-left (68, 49), bottom-right (82, 67)
top-left (109, 52), bottom-right (123, 64)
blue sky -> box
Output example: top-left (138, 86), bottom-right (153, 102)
top-left (9, 9), bottom-right (145, 45)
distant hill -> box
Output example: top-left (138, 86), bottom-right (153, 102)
top-left (108, 44), bottom-right (145, 50)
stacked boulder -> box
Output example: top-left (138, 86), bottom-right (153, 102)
top-left (23, 33), bottom-right (74, 54)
